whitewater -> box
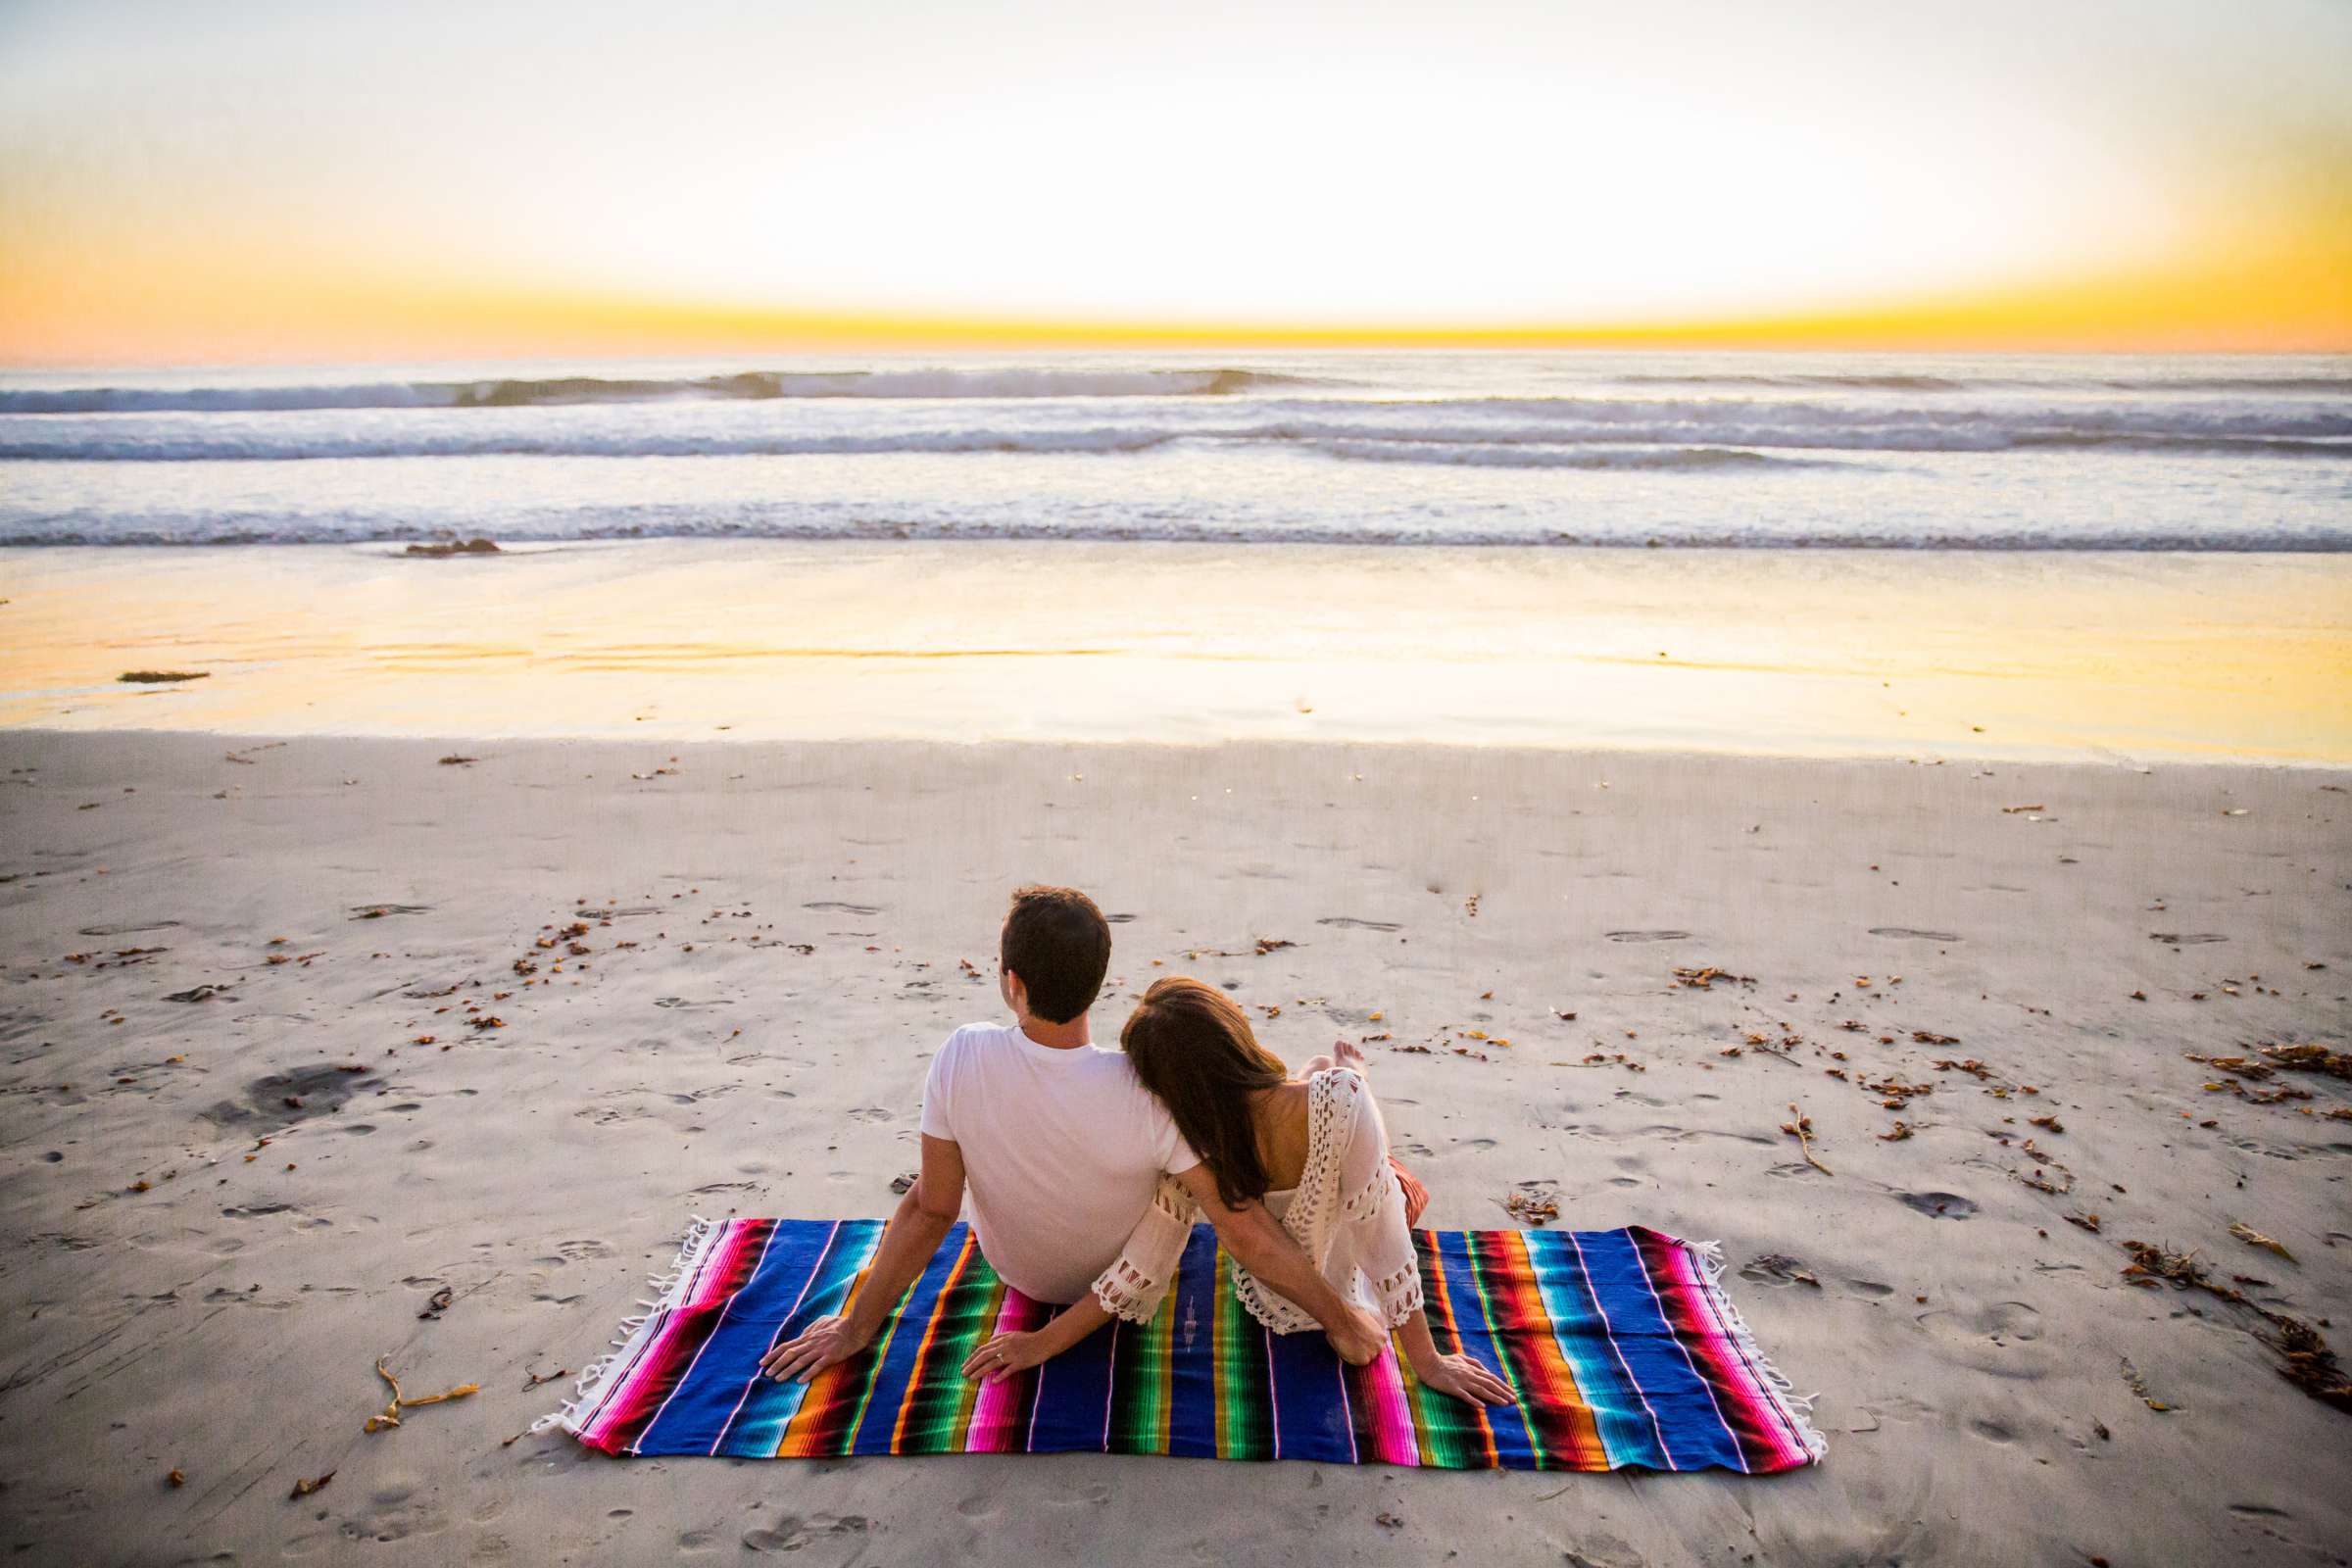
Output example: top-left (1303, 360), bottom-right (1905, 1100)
top-left (1, 350), bottom-right (2345, 549)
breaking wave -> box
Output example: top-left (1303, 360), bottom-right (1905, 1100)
top-left (4, 399), bottom-right (2347, 463)
top-left (1612, 372), bottom-right (2352, 395)
top-left (1302, 441), bottom-right (1833, 470)
top-left (0, 367), bottom-right (1331, 415)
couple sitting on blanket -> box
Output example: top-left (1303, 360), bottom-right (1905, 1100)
top-left (759, 885), bottom-right (1515, 1408)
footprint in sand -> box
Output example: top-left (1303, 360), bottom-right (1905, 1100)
top-left (1895, 1191), bottom-right (1979, 1219)
top-left (743, 1515), bottom-right (870, 1555)
top-left (1923, 1300), bottom-right (2042, 1347)
top-left (202, 1065), bottom-right (386, 1129)
top-left (1740, 1254), bottom-right (1828, 1289)
top-left (1554, 1534), bottom-right (1643, 1568)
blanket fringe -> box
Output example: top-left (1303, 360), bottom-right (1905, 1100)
top-left (1689, 1239), bottom-right (1830, 1465)
top-left (529, 1214), bottom-right (720, 1439)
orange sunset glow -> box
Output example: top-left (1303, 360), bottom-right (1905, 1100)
top-left (3, 0), bottom-right (2347, 363)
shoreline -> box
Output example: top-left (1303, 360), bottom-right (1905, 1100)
top-left (5, 722), bottom-right (2350, 773)
top-left (2, 730), bottom-right (2346, 1564)
top-left (8, 538), bottom-right (2352, 553)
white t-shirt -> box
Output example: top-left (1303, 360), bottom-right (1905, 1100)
top-left (919, 1020), bottom-right (1200, 1304)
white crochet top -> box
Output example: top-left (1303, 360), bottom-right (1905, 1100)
top-left (1091, 1067), bottom-right (1425, 1333)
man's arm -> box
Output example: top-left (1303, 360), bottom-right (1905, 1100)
top-left (759, 1134), bottom-right (965, 1383)
top-left (1171, 1162), bottom-right (1388, 1365)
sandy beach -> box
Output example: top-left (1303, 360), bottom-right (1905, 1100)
top-left (8, 0), bottom-right (2352, 1557)
top-left (2, 728), bottom-right (2345, 1564)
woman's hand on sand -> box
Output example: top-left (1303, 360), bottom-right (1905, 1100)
top-left (961, 1329), bottom-right (1053, 1385)
top-left (758, 1313), bottom-right (870, 1384)
top-left (1413, 1351), bottom-right (1516, 1407)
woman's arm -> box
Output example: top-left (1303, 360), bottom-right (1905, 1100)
top-left (1326, 1071), bottom-right (1509, 1403)
top-left (1173, 1163), bottom-right (1389, 1365)
top-left (1395, 1309), bottom-right (1516, 1406)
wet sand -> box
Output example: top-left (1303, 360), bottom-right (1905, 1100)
top-left (4, 541), bottom-right (2348, 762)
top-left (1, 731), bottom-right (2347, 1564)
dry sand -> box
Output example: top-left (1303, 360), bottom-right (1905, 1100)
top-left (1, 730), bottom-right (2347, 1566)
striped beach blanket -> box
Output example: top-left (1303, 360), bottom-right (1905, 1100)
top-left (548, 1218), bottom-right (1824, 1472)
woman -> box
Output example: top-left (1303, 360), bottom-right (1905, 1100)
top-left (960, 976), bottom-right (1514, 1407)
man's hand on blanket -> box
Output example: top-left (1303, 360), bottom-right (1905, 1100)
top-left (961, 1329), bottom-right (1052, 1385)
top-left (759, 1313), bottom-right (871, 1384)
top-left (960, 1297), bottom-right (1108, 1384)
top-left (1413, 1350), bottom-right (1517, 1407)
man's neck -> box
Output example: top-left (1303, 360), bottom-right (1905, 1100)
top-left (1018, 1012), bottom-right (1092, 1051)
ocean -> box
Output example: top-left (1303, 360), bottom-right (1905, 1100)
top-left (1, 350), bottom-right (2347, 551)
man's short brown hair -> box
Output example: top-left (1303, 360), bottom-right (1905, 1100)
top-left (1000, 885), bottom-right (1111, 1024)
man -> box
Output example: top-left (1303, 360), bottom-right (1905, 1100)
top-left (759, 885), bottom-right (1387, 1382)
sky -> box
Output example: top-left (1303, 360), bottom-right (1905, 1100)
top-left (1, 0), bottom-right (2348, 363)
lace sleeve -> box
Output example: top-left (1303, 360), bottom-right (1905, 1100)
top-left (1334, 1077), bottom-right (1425, 1326)
top-left (1335, 1071), bottom-right (1393, 1221)
top-left (1092, 1176), bottom-right (1196, 1323)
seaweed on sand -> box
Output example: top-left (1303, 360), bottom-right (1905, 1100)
top-left (2121, 1241), bottom-right (2350, 1413)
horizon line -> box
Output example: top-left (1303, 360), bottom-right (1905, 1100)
top-left (5, 247), bottom-right (2348, 367)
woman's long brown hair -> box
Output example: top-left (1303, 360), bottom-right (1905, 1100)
top-left (1120, 976), bottom-right (1289, 1211)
